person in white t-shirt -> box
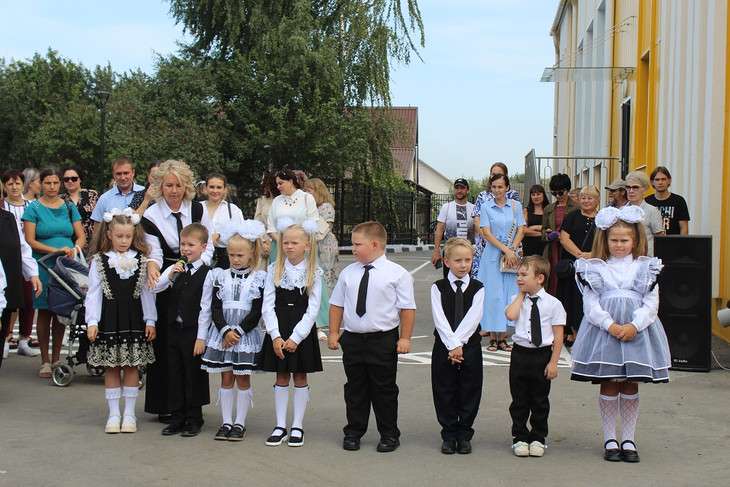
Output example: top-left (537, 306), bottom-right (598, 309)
top-left (431, 178), bottom-right (475, 278)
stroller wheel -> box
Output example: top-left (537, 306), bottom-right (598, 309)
top-left (52, 364), bottom-right (74, 387)
top-left (86, 364), bottom-right (106, 377)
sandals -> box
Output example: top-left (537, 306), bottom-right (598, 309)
top-left (487, 340), bottom-right (498, 352)
top-left (497, 340), bottom-right (512, 352)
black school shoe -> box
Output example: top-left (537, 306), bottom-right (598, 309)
top-left (456, 440), bottom-right (472, 454)
top-left (604, 439), bottom-right (622, 462)
top-left (376, 436), bottom-right (400, 452)
top-left (266, 427), bottom-right (288, 446)
top-left (182, 422), bottom-right (202, 437)
top-left (620, 440), bottom-right (640, 463)
top-left (441, 440), bottom-right (456, 454)
top-left (288, 427), bottom-right (304, 447)
top-left (214, 424), bottom-right (232, 440)
top-left (162, 422), bottom-right (186, 436)
top-left (228, 424), bottom-right (246, 442)
top-left (343, 436), bottom-right (360, 451)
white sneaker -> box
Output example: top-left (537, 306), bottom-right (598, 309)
top-left (529, 441), bottom-right (546, 457)
top-left (17, 343), bottom-right (40, 357)
top-left (2, 341), bottom-right (8, 359)
top-left (121, 415), bottom-right (137, 433)
top-left (105, 415), bottom-right (122, 434)
top-left (512, 441), bottom-right (529, 457)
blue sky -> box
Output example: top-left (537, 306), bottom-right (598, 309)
top-left (0, 0), bottom-right (558, 180)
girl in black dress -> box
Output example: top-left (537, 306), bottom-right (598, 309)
top-left (260, 218), bottom-right (323, 447)
top-left (86, 209), bottom-right (157, 434)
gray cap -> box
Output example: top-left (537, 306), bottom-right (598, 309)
top-left (605, 178), bottom-right (626, 190)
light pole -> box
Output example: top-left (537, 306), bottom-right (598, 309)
top-left (95, 91), bottom-right (111, 191)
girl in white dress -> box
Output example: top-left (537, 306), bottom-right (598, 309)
top-left (198, 220), bottom-right (267, 442)
top-left (570, 205), bottom-right (671, 463)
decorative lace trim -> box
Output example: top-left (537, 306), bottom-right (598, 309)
top-left (96, 254), bottom-right (114, 300)
top-left (212, 268), bottom-right (266, 303)
top-left (107, 251), bottom-right (140, 279)
top-left (96, 254), bottom-right (147, 300)
top-left (88, 340), bottom-right (156, 367)
top-left (133, 256), bottom-right (148, 299)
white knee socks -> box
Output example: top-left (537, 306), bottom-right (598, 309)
top-left (599, 394), bottom-right (619, 448)
top-left (620, 392), bottom-right (639, 449)
top-left (291, 385), bottom-right (310, 437)
top-left (274, 384), bottom-right (289, 428)
top-left (106, 387), bottom-right (122, 417)
top-left (236, 388), bottom-right (253, 426)
top-left (122, 386), bottom-right (138, 418)
top-left (220, 387), bottom-right (235, 425)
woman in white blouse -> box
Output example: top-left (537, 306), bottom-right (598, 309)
top-left (266, 169), bottom-right (320, 263)
top-left (203, 171), bottom-right (244, 268)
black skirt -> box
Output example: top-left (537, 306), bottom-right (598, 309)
top-left (259, 287), bottom-right (323, 374)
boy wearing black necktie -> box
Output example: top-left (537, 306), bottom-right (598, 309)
top-left (328, 221), bottom-right (416, 453)
top-left (151, 223), bottom-right (211, 437)
top-left (505, 255), bottom-right (565, 457)
top-left (429, 238), bottom-right (484, 455)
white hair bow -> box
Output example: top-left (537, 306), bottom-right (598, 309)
top-left (595, 205), bottom-right (644, 230)
top-left (219, 219), bottom-right (266, 246)
top-left (103, 207), bottom-right (141, 225)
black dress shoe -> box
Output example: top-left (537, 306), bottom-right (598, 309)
top-left (343, 436), bottom-right (360, 451)
top-left (620, 440), bottom-right (640, 463)
top-left (376, 436), bottom-right (400, 452)
top-left (162, 423), bottom-right (186, 436)
top-left (441, 440), bottom-right (456, 454)
top-left (604, 439), bottom-right (622, 462)
top-left (228, 424), bottom-right (246, 442)
top-left (456, 440), bottom-right (472, 454)
top-left (181, 422), bottom-right (202, 437)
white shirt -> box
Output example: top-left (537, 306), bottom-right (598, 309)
top-left (143, 199), bottom-right (214, 267)
top-left (0, 262), bottom-right (6, 314)
top-left (580, 255), bottom-right (659, 332)
top-left (266, 189), bottom-right (320, 234)
top-left (330, 254), bottom-right (416, 333)
top-left (637, 201), bottom-right (664, 256)
top-left (151, 258), bottom-right (207, 334)
top-left (437, 200), bottom-right (476, 241)
top-left (14, 216), bottom-right (38, 279)
top-left (430, 272), bottom-right (485, 350)
top-left (85, 251), bottom-right (157, 328)
top-left (510, 288), bottom-right (566, 348)
top-left (261, 259), bottom-right (322, 344)
top-left (206, 200), bottom-right (245, 247)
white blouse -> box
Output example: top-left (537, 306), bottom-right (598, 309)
top-left (85, 251), bottom-right (157, 328)
top-left (430, 273), bottom-right (485, 350)
top-left (206, 200), bottom-right (245, 247)
top-left (143, 199), bottom-right (215, 267)
top-left (266, 189), bottom-right (320, 234)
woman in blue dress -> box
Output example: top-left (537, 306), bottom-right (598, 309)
top-left (476, 173), bottom-right (525, 352)
top-left (22, 167), bottom-right (86, 378)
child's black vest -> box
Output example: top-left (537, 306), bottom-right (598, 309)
top-left (168, 263), bottom-right (210, 328)
top-left (434, 278), bottom-right (483, 346)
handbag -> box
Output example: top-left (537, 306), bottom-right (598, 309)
top-left (555, 220), bottom-right (595, 278)
top-left (499, 202), bottom-right (522, 274)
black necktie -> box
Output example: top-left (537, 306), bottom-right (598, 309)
top-left (186, 262), bottom-right (194, 275)
top-left (172, 212), bottom-right (183, 245)
top-left (356, 264), bottom-right (373, 317)
top-left (529, 296), bottom-right (542, 346)
top-left (454, 280), bottom-right (464, 327)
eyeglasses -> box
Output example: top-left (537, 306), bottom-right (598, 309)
top-left (551, 190), bottom-right (565, 197)
top-left (625, 185), bottom-right (643, 191)
top-left (63, 176), bottom-right (79, 183)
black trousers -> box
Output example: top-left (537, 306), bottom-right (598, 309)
top-left (0, 308), bottom-right (12, 369)
top-left (340, 328), bottom-right (400, 439)
top-left (431, 340), bottom-right (483, 441)
top-left (145, 289), bottom-right (170, 414)
top-left (167, 324), bottom-right (210, 426)
top-left (509, 344), bottom-right (553, 444)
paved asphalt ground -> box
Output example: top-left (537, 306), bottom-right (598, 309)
top-left (1, 250), bottom-right (729, 486)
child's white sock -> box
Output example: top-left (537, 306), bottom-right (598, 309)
top-left (220, 387), bottom-right (234, 425)
top-left (122, 386), bottom-right (138, 418)
top-left (235, 388), bottom-right (253, 426)
top-left (106, 387), bottom-right (122, 417)
top-left (291, 385), bottom-right (309, 438)
top-left (619, 392), bottom-right (639, 450)
top-left (599, 394), bottom-right (619, 448)
top-left (274, 384), bottom-right (289, 428)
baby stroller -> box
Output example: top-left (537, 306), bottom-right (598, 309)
top-left (40, 252), bottom-right (146, 387)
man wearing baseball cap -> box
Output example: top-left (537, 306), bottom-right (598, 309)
top-left (432, 178), bottom-right (475, 277)
top-left (605, 178), bottom-right (628, 208)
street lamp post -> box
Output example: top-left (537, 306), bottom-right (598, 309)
top-left (95, 91), bottom-right (111, 191)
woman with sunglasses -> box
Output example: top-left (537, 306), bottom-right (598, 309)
top-left (62, 165), bottom-right (99, 255)
top-left (625, 171), bottom-right (664, 256)
top-left (541, 173), bottom-right (580, 295)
